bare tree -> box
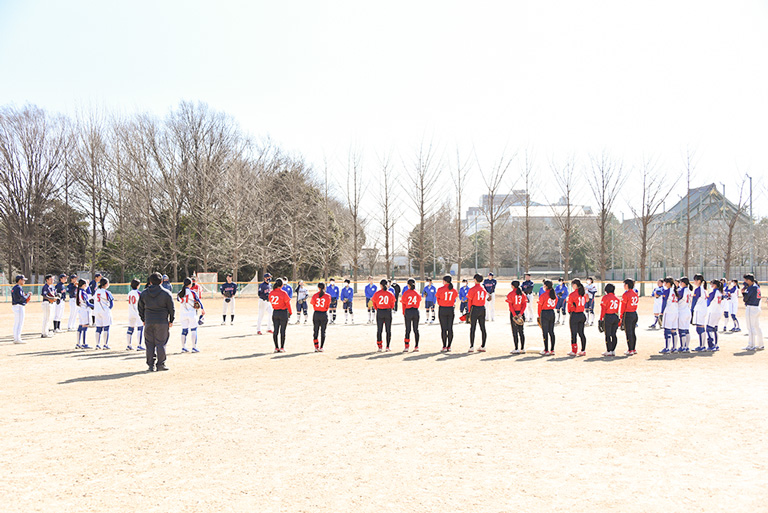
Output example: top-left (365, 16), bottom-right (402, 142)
top-left (405, 141), bottom-right (441, 283)
top-left (587, 151), bottom-right (627, 280)
top-left (345, 147), bottom-right (366, 291)
top-left (627, 157), bottom-right (678, 281)
top-left (682, 149), bottom-right (696, 276)
top-left (550, 156), bottom-right (578, 279)
top-left (377, 152), bottom-right (397, 279)
top-left (0, 105), bottom-right (67, 279)
top-left (452, 149), bottom-right (471, 281)
top-left (477, 149), bottom-right (516, 274)
top-left (722, 176), bottom-right (749, 278)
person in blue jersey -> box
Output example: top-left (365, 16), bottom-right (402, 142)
top-left (257, 273), bottom-right (273, 335)
top-left (282, 277), bottom-right (294, 299)
top-left (52, 273), bottom-right (67, 333)
top-left (40, 274), bottom-right (57, 338)
top-left (220, 273), bottom-right (238, 325)
top-left (538, 278), bottom-right (548, 297)
top-left (391, 279), bottom-right (401, 313)
top-left (554, 278), bottom-right (569, 325)
top-left (459, 279), bottom-right (469, 316)
top-left (326, 278), bottom-right (340, 324)
top-left (705, 279), bottom-right (724, 351)
top-left (161, 274), bottom-right (172, 293)
top-left (722, 279), bottom-right (741, 332)
top-left (75, 279), bottom-right (94, 349)
top-left (584, 277), bottom-right (598, 326)
top-left (690, 274), bottom-right (709, 351)
top-left (341, 279), bottom-right (355, 324)
top-left (521, 274), bottom-right (535, 323)
top-left (422, 278), bottom-right (437, 324)
top-left (66, 274), bottom-right (79, 331)
top-left (87, 272), bottom-right (102, 327)
top-left (364, 276), bottom-right (378, 324)
top-left (741, 274), bottom-right (763, 351)
top-left (649, 279), bottom-right (664, 329)
top-left (658, 277), bottom-right (679, 354)
top-left (483, 272), bottom-right (498, 322)
top-left (11, 274), bottom-right (32, 344)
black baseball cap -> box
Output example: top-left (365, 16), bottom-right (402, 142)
top-left (15, 274), bottom-right (26, 282)
top-left (59, 273), bottom-right (67, 279)
top-left (264, 273), bottom-right (272, 279)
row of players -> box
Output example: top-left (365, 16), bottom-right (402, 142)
top-left (9, 272), bottom-right (765, 356)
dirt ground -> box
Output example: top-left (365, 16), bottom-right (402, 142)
top-left (1, 287), bottom-right (766, 512)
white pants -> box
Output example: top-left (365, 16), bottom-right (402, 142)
top-left (526, 294), bottom-right (534, 321)
top-left (54, 300), bottom-right (65, 322)
top-left (222, 297), bottom-right (236, 315)
top-left (486, 293), bottom-right (496, 321)
top-left (746, 305), bottom-right (763, 348)
top-left (68, 299), bottom-right (78, 330)
top-left (257, 299), bottom-right (273, 332)
top-left (41, 302), bottom-right (52, 335)
top-left (13, 304), bottom-right (25, 342)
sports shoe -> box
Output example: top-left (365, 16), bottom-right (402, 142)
top-left (385, 347), bottom-right (391, 352)
top-left (648, 324), bottom-right (656, 329)
top-left (477, 347), bottom-right (486, 352)
top-left (279, 348), bottom-right (286, 353)
top-left (156, 364), bottom-right (169, 371)
top-left (602, 351), bottom-right (612, 357)
top-left (670, 347), bottom-right (678, 353)
top-left (221, 322), bottom-right (226, 326)
top-left (82, 344), bottom-right (92, 349)
top-left (659, 348), bottom-right (670, 354)
top-left (191, 347), bottom-right (200, 353)
top-left (95, 345), bottom-right (101, 350)
top-left (137, 345), bottom-right (145, 351)
top-left (273, 348), bottom-right (280, 353)
top-left (468, 347), bottom-right (475, 353)
top-left (442, 347), bottom-right (448, 352)
top-left (567, 351), bottom-right (576, 356)
top-left (693, 346), bottom-right (706, 352)
top-left (742, 346), bottom-right (756, 351)
top-left (539, 350), bottom-right (548, 356)
top-left (548, 351), bottom-right (555, 356)
top-left (412, 347), bottom-right (419, 352)
top-left (103, 345), bottom-right (110, 350)
top-left (126, 345), bottom-right (133, 351)
top-left (732, 327), bottom-right (741, 332)
top-left (757, 346), bottom-right (765, 351)
top-left (446, 346), bottom-right (452, 352)
top-left (267, 330), bottom-right (273, 334)
top-left (577, 351), bottom-right (586, 356)
top-left (403, 346), bottom-right (409, 352)
top-left (147, 366), bottom-right (154, 372)
top-left (182, 347), bottom-right (189, 352)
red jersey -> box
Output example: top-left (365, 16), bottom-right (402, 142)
top-left (372, 290), bottom-right (396, 310)
top-left (600, 293), bottom-right (620, 320)
top-left (310, 292), bottom-right (331, 312)
top-left (436, 285), bottom-right (458, 307)
top-left (401, 288), bottom-right (422, 310)
top-left (567, 290), bottom-right (586, 313)
top-left (506, 290), bottom-right (527, 313)
top-left (269, 288), bottom-right (293, 314)
top-left (538, 291), bottom-right (557, 316)
top-left (467, 284), bottom-right (487, 308)
top-left (620, 289), bottom-right (639, 316)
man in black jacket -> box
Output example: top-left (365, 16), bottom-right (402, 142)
top-left (139, 272), bottom-right (175, 371)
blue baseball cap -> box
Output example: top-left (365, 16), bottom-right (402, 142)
top-left (264, 273), bottom-right (272, 279)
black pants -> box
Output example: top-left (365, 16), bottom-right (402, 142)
top-left (313, 311), bottom-right (328, 347)
top-left (470, 306), bottom-right (487, 348)
top-left (604, 313), bottom-right (619, 352)
top-left (510, 311), bottom-right (525, 350)
top-left (569, 311), bottom-right (587, 351)
top-left (439, 306), bottom-right (455, 348)
top-left (540, 310), bottom-right (556, 351)
top-left (272, 309), bottom-right (289, 349)
top-left (623, 311), bottom-right (638, 351)
top-left (404, 308), bottom-right (420, 346)
top-left (144, 322), bottom-right (169, 368)
top-left (376, 310), bottom-right (393, 347)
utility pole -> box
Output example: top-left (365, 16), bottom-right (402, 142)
top-left (748, 174), bottom-right (754, 273)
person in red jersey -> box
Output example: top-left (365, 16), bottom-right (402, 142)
top-left (310, 282), bottom-right (331, 352)
top-left (466, 274), bottom-right (488, 352)
top-left (566, 279), bottom-right (588, 356)
top-left (537, 280), bottom-right (557, 355)
top-left (372, 279), bottom-right (396, 352)
top-left (599, 283), bottom-right (621, 357)
top-left (436, 275), bottom-right (458, 352)
top-left (619, 278), bottom-right (640, 355)
top-left (269, 278), bottom-right (293, 353)
top-left (401, 279), bottom-right (421, 352)
top-left (505, 280), bottom-right (527, 354)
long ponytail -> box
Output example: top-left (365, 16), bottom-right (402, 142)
top-left (572, 279), bottom-right (584, 296)
top-left (76, 279), bottom-right (86, 307)
top-left (178, 278), bottom-right (192, 299)
top-left (544, 279), bottom-right (556, 300)
top-left (318, 282), bottom-right (326, 298)
top-left (443, 275), bottom-right (453, 290)
top-left (511, 280), bottom-right (522, 296)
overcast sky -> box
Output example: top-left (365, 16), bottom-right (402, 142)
top-left (1, 0), bottom-right (766, 248)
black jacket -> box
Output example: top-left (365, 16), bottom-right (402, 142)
top-left (138, 284), bottom-right (175, 325)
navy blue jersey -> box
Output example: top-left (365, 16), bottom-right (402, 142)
top-left (341, 286), bottom-right (354, 302)
top-left (12, 284), bottom-right (27, 305)
top-left (55, 282), bottom-right (66, 299)
top-left (41, 283), bottom-right (56, 300)
top-left (743, 284), bottom-right (761, 306)
top-left (660, 287), bottom-right (670, 311)
top-left (327, 284), bottom-right (339, 299)
top-left (67, 282), bottom-right (78, 299)
top-left (258, 282), bottom-right (271, 301)
top-left (483, 278), bottom-right (497, 294)
top-left (88, 280), bottom-right (98, 295)
top-left (220, 282), bottom-right (238, 297)
top-left (459, 285), bottom-right (469, 302)
top-left (521, 280), bottom-right (534, 295)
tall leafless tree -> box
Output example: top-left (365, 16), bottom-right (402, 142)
top-left (722, 176), bottom-right (749, 278)
top-left (405, 141), bottom-right (441, 284)
top-left (452, 148), bottom-right (471, 281)
top-left (377, 152), bottom-right (397, 279)
top-left (587, 151), bottom-right (627, 280)
top-left (550, 156), bottom-right (578, 279)
top-left (477, 149), bottom-right (516, 275)
top-left (682, 149), bottom-right (696, 276)
top-left (345, 147), bottom-right (366, 291)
